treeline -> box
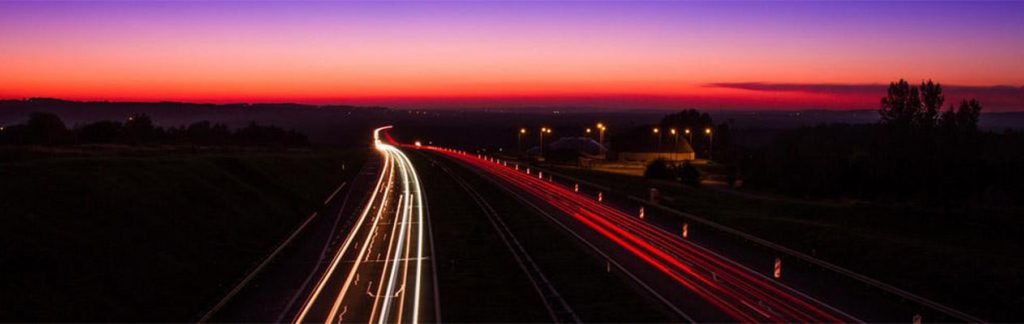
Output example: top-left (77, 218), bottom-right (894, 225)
top-left (0, 112), bottom-right (309, 147)
top-left (742, 79), bottom-right (1024, 208)
top-left (610, 109), bottom-right (733, 158)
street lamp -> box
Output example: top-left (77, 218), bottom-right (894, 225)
top-left (670, 128), bottom-right (678, 146)
top-left (517, 128), bottom-right (527, 153)
top-left (705, 127), bottom-right (713, 161)
top-left (685, 128), bottom-right (692, 146)
top-left (652, 127), bottom-right (661, 149)
top-left (539, 127), bottom-right (552, 154)
top-left (596, 123), bottom-right (606, 144)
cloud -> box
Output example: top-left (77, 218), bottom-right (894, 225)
top-left (705, 82), bottom-right (885, 94)
top-left (705, 82), bottom-right (1024, 111)
top-left (707, 82), bottom-right (1022, 94)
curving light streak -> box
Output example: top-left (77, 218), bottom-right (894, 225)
top-left (294, 126), bottom-right (426, 324)
top-left (426, 145), bottom-right (858, 323)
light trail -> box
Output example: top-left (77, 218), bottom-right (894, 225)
top-left (425, 145), bottom-right (859, 323)
top-left (293, 126), bottom-right (429, 324)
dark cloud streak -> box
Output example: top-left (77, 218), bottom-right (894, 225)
top-left (707, 82), bottom-right (1022, 95)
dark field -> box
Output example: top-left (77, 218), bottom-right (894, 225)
top-left (0, 146), bottom-right (364, 321)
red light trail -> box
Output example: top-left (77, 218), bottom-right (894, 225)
top-left (423, 145), bottom-right (858, 323)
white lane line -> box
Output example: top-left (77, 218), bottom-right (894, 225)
top-left (200, 181), bottom-right (346, 323)
top-left (295, 151), bottom-right (394, 323)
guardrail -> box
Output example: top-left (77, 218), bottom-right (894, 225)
top-left (513, 160), bottom-right (985, 323)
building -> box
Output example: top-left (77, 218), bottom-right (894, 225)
top-left (611, 139), bottom-right (695, 164)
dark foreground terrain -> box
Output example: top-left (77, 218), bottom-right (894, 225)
top-left (0, 146), bottom-right (363, 321)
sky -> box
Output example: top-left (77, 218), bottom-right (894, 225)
top-left (1, 1), bottom-right (1022, 111)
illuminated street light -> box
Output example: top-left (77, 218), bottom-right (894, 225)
top-left (652, 127), bottom-right (661, 149)
top-left (596, 123), bottom-right (606, 144)
top-left (539, 127), bottom-right (552, 155)
top-left (705, 127), bottom-right (714, 161)
top-left (517, 128), bottom-right (527, 153)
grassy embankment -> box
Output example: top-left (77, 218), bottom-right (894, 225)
top-left (0, 146), bottom-right (365, 321)
top-left (545, 164), bottom-right (1023, 321)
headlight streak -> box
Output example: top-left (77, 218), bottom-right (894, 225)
top-left (294, 126), bottom-right (427, 324)
top-left (426, 146), bottom-right (859, 323)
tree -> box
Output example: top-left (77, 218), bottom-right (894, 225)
top-left (659, 109), bottom-right (714, 155)
top-left (955, 99), bottom-right (982, 132)
top-left (879, 79), bottom-right (922, 128)
top-left (660, 109), bottom-right (713, 130)
top-left (679, 161), bottom-right (701, 187)
top-left (939, 99), bottom-right (983, 133)
top-left (919, 80), bottom-right (944, 127)
top-left (123, 114), bottom-right (160, 144)
top-left (25, 112), bottom-right (71, 145)
top-left (644, 158), bottom-right (674, 180)
top-left (75, 121), bottom-right (123, 144)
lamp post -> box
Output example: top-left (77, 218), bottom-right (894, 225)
top-left (518, 128), bottom-right (526, 153)
top-left (685, 128), bottom-right (692, 146)
top-left (596, 123), bottom-right (606, 145)
top-left (540, 127), bottom-right (552, 155)
top-left (669, 128), bottom-right (678, 159)
top-left (652, 127), bottom-right (661, 150)
top-left (585, 127), bottom-right (592, 139)
top-left (705, 127), bottom-right (713, 161)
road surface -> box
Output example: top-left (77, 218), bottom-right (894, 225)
top-left (203, 127), bottom-right (437, 324)
top-left (422, 145), bottom-right (859, 323)
top-left (293, 126), bottom-right (436, 323)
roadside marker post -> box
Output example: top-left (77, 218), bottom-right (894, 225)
top-left (773, 257), bottom-right (782, 279)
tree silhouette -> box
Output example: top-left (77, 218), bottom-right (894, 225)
top-left (945, 99), bottom-right (982, 133)
top-left (644, 158), bottom-right (674, 180)
top-left (919, 80), bottom-right (944, 127)
top-left (123, 114), bottom-right (159, 144)
top-left (25, 112), bottom-right (71, 145)
top-left (679, 161), bottom-right (701, 187)
top-left (75, 121), bottom-right (123, 144)
top-left (879, 79), bottom-right (922, 128)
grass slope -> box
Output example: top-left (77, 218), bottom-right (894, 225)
top-left (0, 147), bottom-right (364, 321)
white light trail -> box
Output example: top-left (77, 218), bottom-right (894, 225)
top-left (293, 126), bottom-right (428, 324)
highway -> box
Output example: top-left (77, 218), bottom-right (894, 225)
top-left (292, 126), bottom-right (436, 324)
top-left (423, 145), bottom-right (859, 323)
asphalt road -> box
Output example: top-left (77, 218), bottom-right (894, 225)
top-left (203, 127), bottom-right (438, 323)
top-left (421, 146), bottom-right (861, 323)
top-left (410, 148), bottom-right (682, 323)
top-left (201, 159), bottom-right (377, 322)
